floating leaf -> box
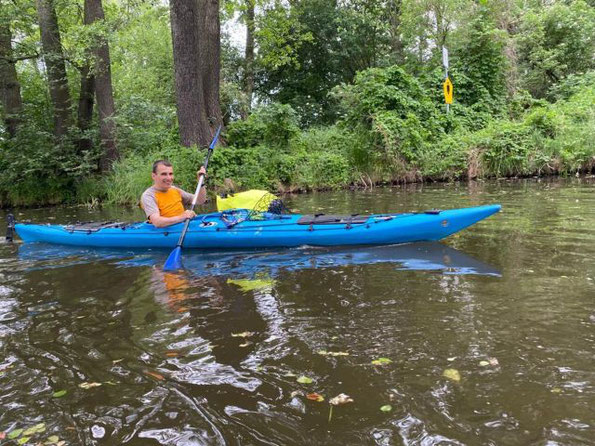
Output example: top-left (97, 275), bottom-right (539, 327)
top-left (306, 393), bottom-right (324, 402)
top-left (488, 358), bottom-right (499, 366)
top-left (79, 382), bottom-right (102, 389)
top-left (443, 368), bottom-right (461, 382)
top-left (23, 423), bottom-right (45, 436)
top-left (551, 388), bottom-right (562, 394)
top-left (112, 359), bottom-right (124, 364)
top-left (447, 357), bottom-right (456, 362)
top-left (283, 372), bottom-right (296, 378)
top-left (231, 331), bottom-right (254, 338)
top-left (380, 405), bottom-right (392, 412)
top-left (329, 393), bottom-right (353, 406)
top-left (479, 360), bottom-right (490, 367)
top-left (8, 429), bottom-right (23, 439)
top-left (18, 437), bottom-right (30, 444)
top-left (371, 358), bottom-right (392, 366)
top-left (165, 351), bottom-right (179, 357)
top-left (296, 376), bottom-right (313, 384)
top-left (47, 435), bottom-right (60, 443)
top-left (145, 371), bottom-right (165, 381)
top-left (239, 341), bottom-right (252, 347)
top-left (318, 351), bottom-right (349, 357)
top-left (52, 390), bottom-right (67, 398)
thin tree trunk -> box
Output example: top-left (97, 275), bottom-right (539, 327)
top-left (170, 0), bottom-right (210, 147)
top-left (77, 63), bottom-right (95, 150)
top-left (36, 0), bottom-right (72, 139)
top-left (242, 0), bottom-right (255, 118)
top-left (387, 0), bottom-right (404, 64)
top-left (77, 0), bottom-right (96, 151)
top-left (0, 23), bottom-right (23, 137)
top-left (85, 0), bottom-right (117, 172)
top-left (199, 0), bottom-right (222, 138)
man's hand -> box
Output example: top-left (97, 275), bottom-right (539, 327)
top-left (182, 210), bottom-right (196, 220)
top-left (197, 166), bottom-right (207, 181)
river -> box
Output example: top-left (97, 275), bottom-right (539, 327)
top-left (0, 177), bottom-right (593, 445)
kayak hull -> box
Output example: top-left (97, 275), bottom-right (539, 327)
top-left (14, 205), bottom-right (501, 249)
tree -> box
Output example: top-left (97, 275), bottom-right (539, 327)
top-left (243, 0), bottom-right (255, 116)
top-left (0, 21), bottom-right (23, 137)
top-left (36, 0), bottom-right (72, 138)
top-left (85, 0), bottom-right (118, 171)
top-left (170, 0), bottom-right (221, 148)
top-left (77, 0), bottom-right (95, 151)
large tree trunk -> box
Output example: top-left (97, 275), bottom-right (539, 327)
top-left (242, 0), bottom-right (255, 117)
top-left (36, 0), bottom-right (72, 139)
top-left (199, 0), bottom-right (222, 134)
top-left (170, 0), bottom-right (210, 147)
top-left (0, 23), bottom-right (23, 137)
top-left (170, 0), bottom-right (221, 147)
top-left (85, 0), bottom-right (117, 172)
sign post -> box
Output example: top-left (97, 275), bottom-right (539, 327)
top-left (442, 47), bottom-right (452, 113)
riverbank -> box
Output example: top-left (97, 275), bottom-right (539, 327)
top-left (1, 70), bottom-right (593, 208)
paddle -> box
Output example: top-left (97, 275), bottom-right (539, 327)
top-left (164, 125), bottom-right (222, 271)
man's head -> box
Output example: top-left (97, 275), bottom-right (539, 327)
top-left (152, 160), bottom-right (174, 191)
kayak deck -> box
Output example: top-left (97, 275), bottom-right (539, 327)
top-left (14, 205), bottom-right (501, 249)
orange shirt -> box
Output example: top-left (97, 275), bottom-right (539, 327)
top-left (141, 186), bottom-right (193, 219)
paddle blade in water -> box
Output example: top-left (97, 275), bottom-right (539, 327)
top-left (164, 246), bottom-right (183, 271)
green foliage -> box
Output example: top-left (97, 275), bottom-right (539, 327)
top-left (226, 103), bottom-right (300, 149)
top-left (516, 1), bottom-right (595, 98)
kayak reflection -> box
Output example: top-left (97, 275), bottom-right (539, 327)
top-left (18, 241), bottom-right (500, 277)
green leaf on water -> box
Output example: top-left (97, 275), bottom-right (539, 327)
top-left (47, 435), bottom-right (60, 443)
top-left (52, 390), bottom-right (67, 398)
top-left (8, 429), bottom-right (23, 439)
top-left (23, 423), bottom-right (45, 436)
top-left (371, 358), bottom-right (392, 366)
top-left (380, 405), bottom-right (392, 412)
top-left (479, 360), bottom-right (490, 367)
top-left (443, 368), bottom-right (461, 382)
top-left (296, 376), bottom-right (313, 384)
top-left (18, 437), bottom-right (30, 445)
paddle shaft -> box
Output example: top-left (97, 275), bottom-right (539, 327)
top-left (174, 126), bottom-right (221, 248)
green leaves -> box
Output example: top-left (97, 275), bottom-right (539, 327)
top-left (52, 390), bottom-right (67, 398)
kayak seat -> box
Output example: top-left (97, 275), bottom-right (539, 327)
top-left (297, 214), bottom-right (370, 225)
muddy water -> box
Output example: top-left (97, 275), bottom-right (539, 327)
top-left (0, 177), bottom-right (593, 445)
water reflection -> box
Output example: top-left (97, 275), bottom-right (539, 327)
top-left (18, 241), bottom-right (501, 278)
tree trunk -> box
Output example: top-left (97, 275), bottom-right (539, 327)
top-left (170, 0), bottom-right (210, 147)
top-left (36, 0), bottom-right (72, 139)
top-left (387, 0), bottom-right (404, 64)
top-left (85, 0), bottom-right (118, 172)
top-left (0, 23), bottom-right (23, 137)
top-left (198, 0), bottom-right (222, 139)
top-left (170, 0), bottom-right (221, 147)
top-left (242, 0), bottom-right (255, 117)
top-left (77, 63), bottom-right (95, 150)
top-left (76, 0), bottom-right (96, 151)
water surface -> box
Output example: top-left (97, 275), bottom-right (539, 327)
top-left (0, 178), bottom-right (593, 445)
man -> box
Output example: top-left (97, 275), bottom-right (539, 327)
top-left (141, 160), bottom-right (207, 228)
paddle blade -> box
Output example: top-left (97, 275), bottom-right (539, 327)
top-left (164, 246), bottom-right (183, 271)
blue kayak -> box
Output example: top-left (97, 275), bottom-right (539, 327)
top-left (14, 205), bottom-right (501, 249)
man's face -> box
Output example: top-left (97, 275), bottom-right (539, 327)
top-left (152, 164), bottom-right (174, 191)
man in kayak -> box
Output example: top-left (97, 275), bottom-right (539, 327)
top-left (141, 160), bottom-right (207, 228)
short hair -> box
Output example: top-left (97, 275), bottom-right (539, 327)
top-left (152, 159), bottom-right (172, 173)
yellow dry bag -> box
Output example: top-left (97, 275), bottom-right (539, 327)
top-left (216, 190), bottom-right (279, 212)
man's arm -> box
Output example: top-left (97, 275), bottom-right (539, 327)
top-left (148, 210), bottom-right (196, 228)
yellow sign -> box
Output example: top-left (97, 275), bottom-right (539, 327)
top-left (443, 77), bottom-right (453, 104)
